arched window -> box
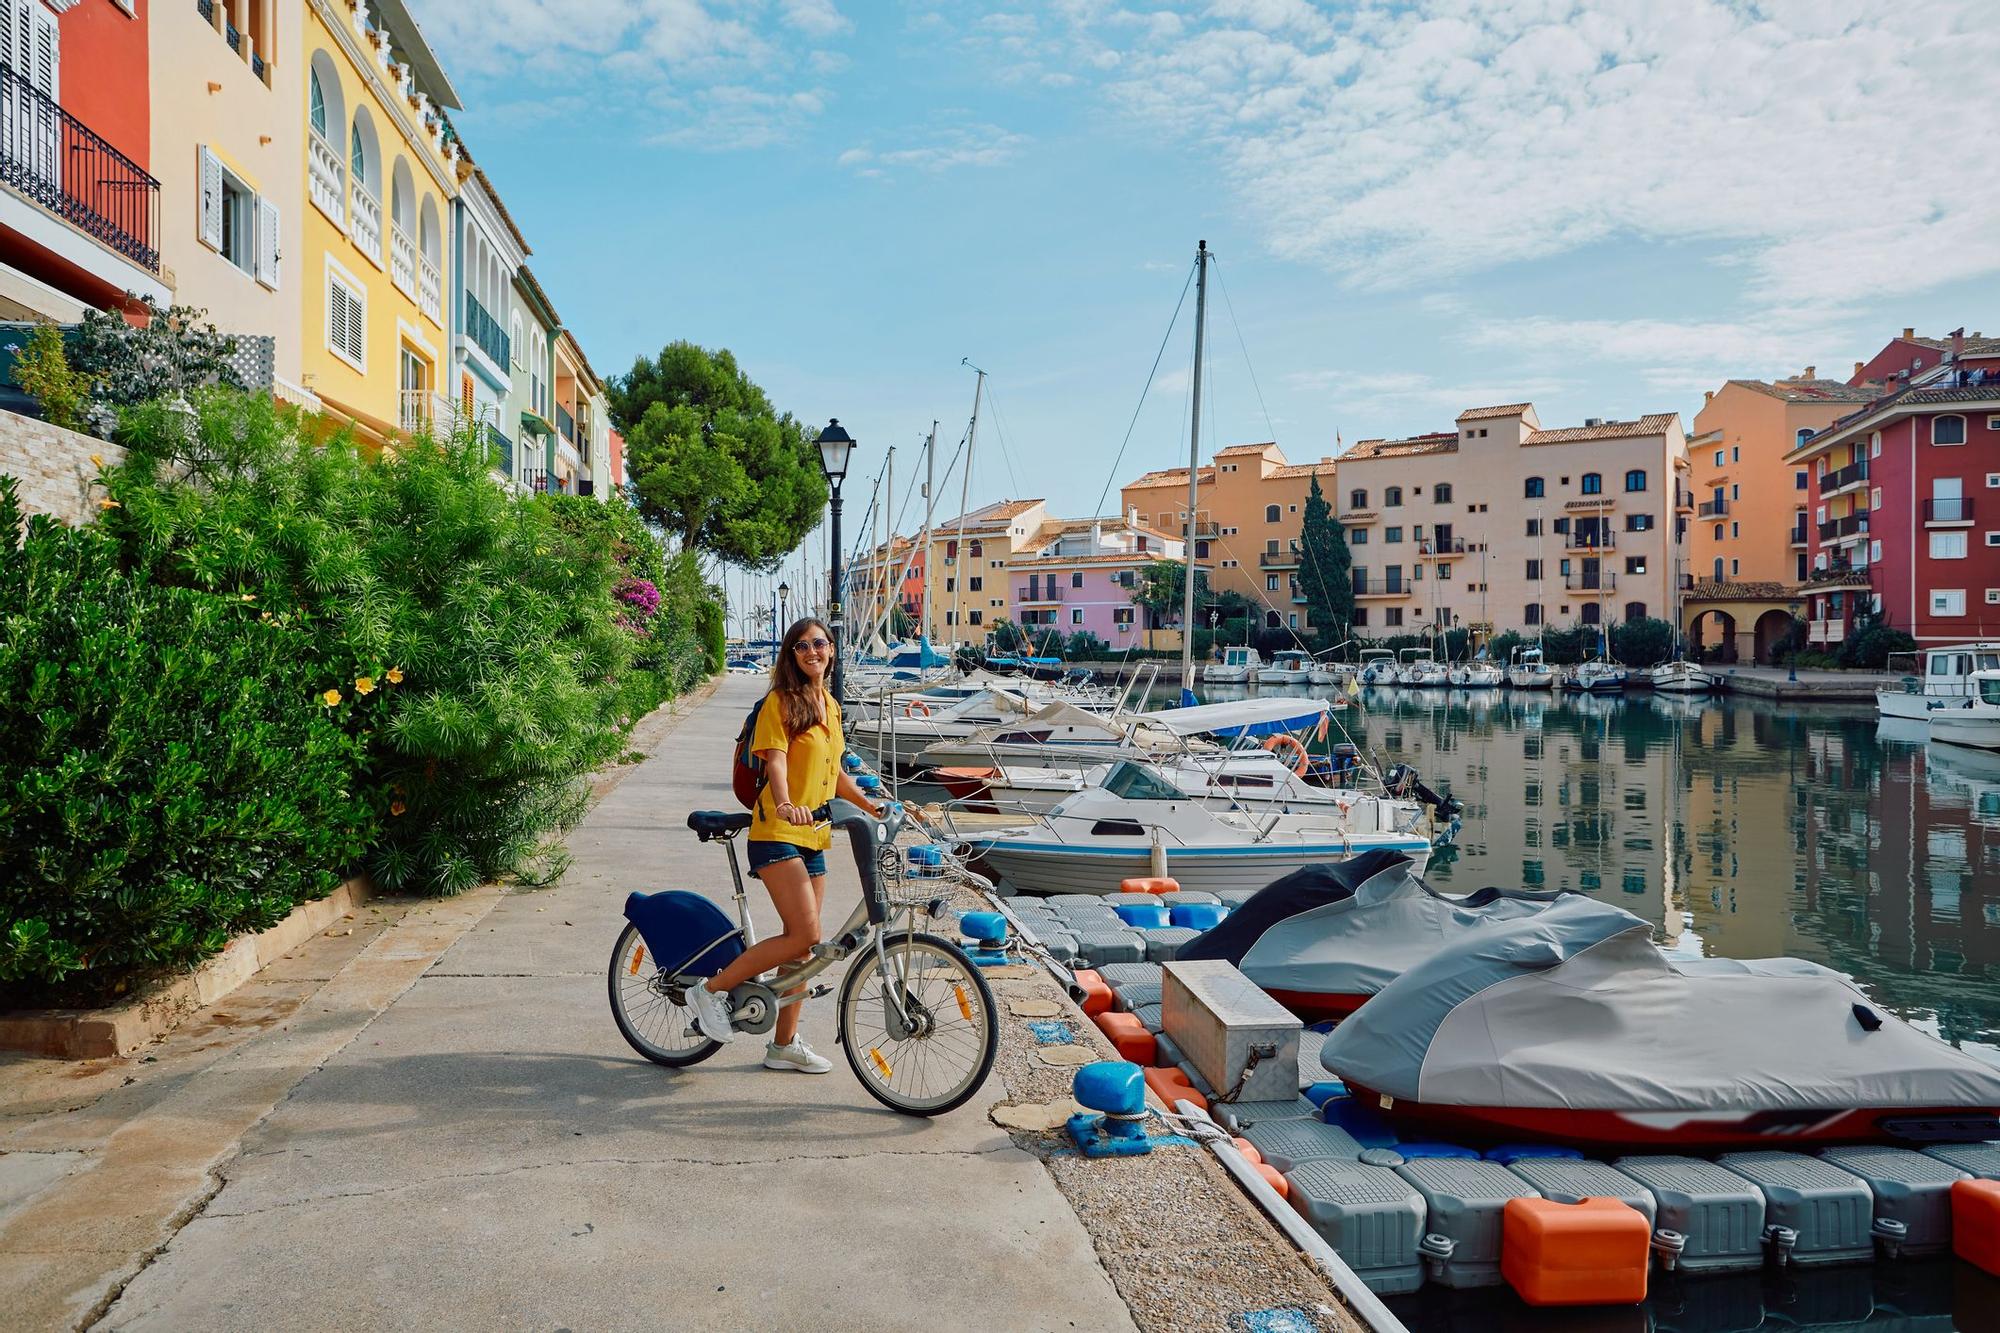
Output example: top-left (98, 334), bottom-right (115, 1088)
top-left (310, 69), bottom-right (327, 137)
top-left (1581, 472), bottom-right (1603, 495)
top-left (1384, 486), bottom-right (1403, 507)
top-left (1434, 482), bottom-right (1453, 504)
top-left (1625, 602), bottom-right (1647, 622)
top-left (1265, 504), bottom-right (1280, 523)
top-left (1796, 427), bottom-right (1815, 448)
top-left (1580, 602), bottom-right (1602, 625)
top-left (350, 122), bottom-right (366, 180)
top-left (1623, 469), bottom-right (1646, 492)
top-left (1524, 476), bottom-right (1544, 498)
top-left (1712, 557), bottom-right (1724, 581)
top-left (1349, 488), bottom-right (1367, 510)
top-left (1265, 610), bottom-right (1281, 628)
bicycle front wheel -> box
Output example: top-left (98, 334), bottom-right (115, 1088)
top-left (607, 922), bottom-right (722, 1068)
top-left (838, 932), bottom-right (998, 1117)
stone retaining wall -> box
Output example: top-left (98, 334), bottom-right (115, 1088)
top-left (0, 406), bottom-right (125, 526)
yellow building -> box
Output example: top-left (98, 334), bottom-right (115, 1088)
top-left (300, 0), bottom-right (458, 441)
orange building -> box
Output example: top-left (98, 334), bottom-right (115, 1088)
top-left (1689, 373), bottom-right (1879, 588)
top-left (1118, 442), bottom-right (1339, 633)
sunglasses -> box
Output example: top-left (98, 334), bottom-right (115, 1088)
top-left (792, 637), bottom-right (832, 653)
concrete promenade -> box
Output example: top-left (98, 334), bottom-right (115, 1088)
top-left (2, 676), bottom-right (1137, 1331)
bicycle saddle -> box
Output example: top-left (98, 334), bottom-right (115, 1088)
top-left (686, 810), bottom-right (752, 841)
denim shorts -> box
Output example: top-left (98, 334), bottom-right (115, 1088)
top-left (746, 839), bottom-right (828, 877)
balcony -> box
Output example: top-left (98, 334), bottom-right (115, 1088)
top-left (418, 250), bottom-right (441, 324)
top-left (486, 422), bottom-right (511, 477)
top-left (1809, 619), bottom-right (1837, 643)
top-left (0, 59), bottom-right (162, 273)
top-left (391, 221), bottom-right (416, 299)
top-left (1698, 498), bottom-right (1728, 518)
top-left (308, 127), bottom-right (344, 226)
top-left (1790, 522), bottom-right (1810, 548)
top-left (350, 177), bottom-right (382, 267)
top-left (1353, 578), bottom-right (1409, 598)
top-left (1259, 548), bottom-right (1300, 568)
top-left (1564, 530), bottom-right (1615, 551)
top-left (1817, 513), bottom-right (1869, 542)
top-left (1420, 538), bottom-right (1469, 558)
top-left (1818, 459), bottom-right (1869, 496)
top-left (1190, 520), bottom-right (1220, 538)
top-left (1564, 572), bottom-right (1617, 592)
top-left (1925, 497), bottom-right (1975, 524)
top-left (556, 404), bottom-right (577, 446)
top-left (1675, 490), bottom-right (1694, 513)
top-left (399, 388), bottom-right (455, 435)
top-left (463, 291), bottom-right (510, 369)
top-left (1016, 584), bottom-right (1065, 603)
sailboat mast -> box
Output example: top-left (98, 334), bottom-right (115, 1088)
top-left (921, 422), bottom-right (936, 642)
top-left (1180, 240), bottom-right (1209, 691)
top-left (951, 364), bottom-right (985, 650)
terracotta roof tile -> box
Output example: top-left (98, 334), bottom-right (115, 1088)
top-left (1456, 403), bottom-right (1534, 421)
top-left (1268, 461), bottom-right (1341, 478)
top-left (1684, 579), bottom-right (1797, 601)
top-left (1731, 378), bottom-right (1879, 404)
top-left (1909, 335), bottom-right (2000, 356)
top-left (1126, 466), bottom-right (1215, 487)
top-left (1215, 442), bottom-right (1280, 457)
top-left (1013, 553), bottom-right (1203, 568)
top-left (1338, 433), bottom-right (1457, 461)
top-left (1524, 413), bottom-right (1679, 445)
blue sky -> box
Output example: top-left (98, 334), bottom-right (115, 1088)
top-left (412, 0), bottom-right (1997, 594)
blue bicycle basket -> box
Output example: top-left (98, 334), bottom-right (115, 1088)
top-left (623, 891), bottom-right (745, 977)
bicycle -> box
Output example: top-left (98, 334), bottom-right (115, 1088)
top-left (607, 798), bottom-right (1000, 1117)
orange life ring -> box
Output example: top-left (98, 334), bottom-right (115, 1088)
top-left (905, 698), bottom-right (932, 718)
top-left (1262, 733), bottom-right (1311, 777)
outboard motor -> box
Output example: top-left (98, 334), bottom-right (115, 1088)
top-left (1383, 764), bottom-right (1464, 840)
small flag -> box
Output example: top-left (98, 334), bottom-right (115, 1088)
top-left (1346, 676), bottom-right (1361, 698)
top-left (1315, 713), bottom-right (1330, 742)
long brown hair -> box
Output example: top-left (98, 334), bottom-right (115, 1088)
top-left (769, 617), bottom-right (833, 737)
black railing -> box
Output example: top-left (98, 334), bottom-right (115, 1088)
top-left (197, 0), bottom-right (213, 20)
top-left (0, 60), bottom-right (160, 272)
top-left (1352, 577), bottom-right (1408, 596)
top-left (1818, 513), bottom-right (1869, 541)
top-left (1016, 584), bottom-right (1064, 602)
top-left (1698, 499), bottom-right (1728, 517)
top-left (1791, 522), bottom-right (1809, 546)
top-left (1925, 497), bottom-right (1974, 523)
top-left (556, 404), bottom-right (576, 444)
top-left (463, 291), bottom-right (511, 368)
top-left (1565, 572), bottom-right (1616, 591)
top-left (1420, 538), bottom-right (1468, 556)
top-left (1259, 548), bottom-right (1300, 567)
top-left (485, 422), bottom-right (511, 477)
top-left (1818, 459), bottom-right (1868, 494)
top-left (1565, 530), bottom-right (1615, 550)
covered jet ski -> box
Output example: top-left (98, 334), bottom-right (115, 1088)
top-left (1321, 894), bottom-right (2000, 1151)
top-left (1176, 849), bottom-right (1573, 1020)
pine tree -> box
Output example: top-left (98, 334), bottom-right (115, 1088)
top-left (1298, 475), bottom-right (1354, 651)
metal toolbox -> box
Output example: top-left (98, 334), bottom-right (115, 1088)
top-left (1161, 959), bottom-right (1302, 1104)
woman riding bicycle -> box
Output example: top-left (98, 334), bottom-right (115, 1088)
top-left (684, 617), bottom-right (880, 1071)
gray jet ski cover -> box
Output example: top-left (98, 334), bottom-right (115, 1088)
top-left (1321, 895), bottom-right (2000, 1112)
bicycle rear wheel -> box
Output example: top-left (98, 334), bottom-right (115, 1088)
top-left (607, 922), bottom-right (722, 1067)
top-left (838, 931), bottom-right (998, 1117)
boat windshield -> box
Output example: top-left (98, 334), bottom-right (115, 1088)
top-left (1101, 762), bottom-right (1184, 801)
top-left (1982, 677), bottom-right (2000, 706)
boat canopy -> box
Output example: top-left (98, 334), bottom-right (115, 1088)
top-left (1146, 697), bottom-right (1332, 739)
top-left (887, 637), bottom-right (951, 668)
top-left (1177, 851), bottom-right (1571, 997)
top-left (1322, 895), bottom-right (2000, 1112)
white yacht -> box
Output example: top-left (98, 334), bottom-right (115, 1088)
top-left (1878, 644), bottom-right (2000, 721)
top-left (1928, 670), bottom-right (2000, 751)
top-left (1648, 660), bottom-right (1719, 695)
top-left (1506, 645), bottom-right (1556, 690)
top-left (1257, 650), bottom-right (1313, 685)
top-left (1307, 657), bottom-right (1348, 687)
top-left (1568, 659), bottom-right (1628, 694)
top-left (1448, 661), bottom-right (1504, 688)
top-left (1205, 644), bottom-right (1264, 684)
top-left (1357, 649), bottom-right (1398, 686)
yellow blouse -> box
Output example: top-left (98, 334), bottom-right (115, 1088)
top-left (747, 690), bottom-right (844, 851)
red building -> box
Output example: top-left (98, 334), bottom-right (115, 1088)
top-left (0, 0), bottom-right (166, 321)
top-left (1789, 369), bottom-right (2000, 646)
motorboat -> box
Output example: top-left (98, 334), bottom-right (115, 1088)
top-left (1395, 648), bottom-right (1448, 687)
top-left (1177, 851), bottom-right (1571, 1020)
top-left (1928, 670), bottom-right (2000, 751)
top-left (954, 760), bottom-right (1444, 897)
top-left (1307, 657), bottom-right (1349, 688)
top-left (1447, 661), bottom-right (1503, 688)
top-left (1257, 650), bottom-right (1312, 685)
top-left (1879, 644), bottom-right (2000, 721)
top-left (1648, 659), bottom-right (1718, 695)
top-left (845, 687), bottom-right (1076, 774)
top-left (1505, 645), bottom-right (1555, 690)
top-left (1567, 659), bottom-right (1628, 693)
top-left (1205, 645), bottom-right (1264, 684)
top-left (940, 745), bottom-right (1411, 820)
top-left (1320, 894), bottom-right (2000, 1151)
top-left (1357, 650), bottom-right (1398, 686)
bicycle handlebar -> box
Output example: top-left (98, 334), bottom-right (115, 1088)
top-left (825, 798), bottom-right (907, 925)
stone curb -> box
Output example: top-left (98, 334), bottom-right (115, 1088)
top-left (0, 874), bottom-right (375, 1060)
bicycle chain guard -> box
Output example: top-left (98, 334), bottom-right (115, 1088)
top-left (727, 981), bottom-right (779, 1035)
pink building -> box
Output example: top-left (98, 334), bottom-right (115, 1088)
top-left (1009, 512), bottom-right (1200, 650)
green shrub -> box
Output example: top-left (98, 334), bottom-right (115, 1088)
top-left (1838, 613), bottom-right (1917, 671)
top-left (1610, 616), bottom-right (1675, 669)
top-left (0, 477), bottom-right (375, 1004)
top-left (14, 323), bottom-right (91, 432)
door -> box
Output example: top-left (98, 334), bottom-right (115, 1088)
top-left (0, 0), bottom-right (59, 196)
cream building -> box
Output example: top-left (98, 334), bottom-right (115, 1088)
top-left (1332, 404), bottom-right (1690, 637)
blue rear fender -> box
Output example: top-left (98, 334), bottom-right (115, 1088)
top-left (623, 891), bottom-right (745, 978)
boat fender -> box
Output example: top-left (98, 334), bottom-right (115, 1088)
top-left (1417, 1232), bottom-right (1456, 1278)
top-left (1872, 1215), bottom-right (1909, 1259)
top-left (1852, 1003), bottom-right (1884, 1031)
top-left (1650, 1227), bottom-right (1688, 1272)
top-left (1762, 1224), bottom-right (1799, 1266)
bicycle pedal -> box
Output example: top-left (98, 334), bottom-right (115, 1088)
top-left (806, 984), bottom-right (834, 1000)
top-left (808, 942), bottom-right (849, 962)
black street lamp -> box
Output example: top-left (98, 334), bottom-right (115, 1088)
top-left (816, 419), bottom-right (857, 700)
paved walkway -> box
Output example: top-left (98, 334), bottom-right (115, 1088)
top-left (3, 676), bottom-right (1134, 1331)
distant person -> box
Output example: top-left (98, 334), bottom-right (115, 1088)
top-left (683, 617), bottom-right (881, 1072)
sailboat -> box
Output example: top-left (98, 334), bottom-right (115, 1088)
top-left (1647, 553), bottom-right (1718, 694)
top-left (1506, 644), bottom-right (1555, 690)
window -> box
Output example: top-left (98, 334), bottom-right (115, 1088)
top-left (1936, 415), bottom-right (1968, 445)
top-left (1712, 523), bottom-right (1724, 540)
top-left (1194, 541), bottom-right (1209, 559)
top-left (1580, 603), bottom-right (1601, 625)
top-left (1525, 518), bottom-right (1540, 537)
top-left (1385, 486), bottom-right (1403, 507)
top-left (1625, 602), bottom-right (1647, 622)
top-left (1072, 609), bottom-right (1084, 625)
top-left (1385, 526), bottom-right (1402, 544)
top-left (1118, 571), bottom-right (1134, 588)
top-left (968, 576), bottom-right (983, 591)
top-left (1525, 603), bottom-right (1543, 626)
top-left (325, 263), bottom-right (366, 371)
top-left (968, 610), bottom-right (983, 626)
top-left (1385, 608), bottom-right (1404, 627)
top-left (1349, 489), bottom-right (1367, 510)
top-left (1731, 522), bottom-right (1740, 538)
top-left (944, 577), bottom-right (955, 592)
top-left (1624, 470), bottom-right (1646, 492)
top-left (1625, 557), bottom-right (1647, 575)
top-left (1437, 562), bottom-right (1452, 580)
top-left (1712, 557), bottom-right (1724, 580)
top-left (1932, 531), bottom-right (1969, 559)
top-left (1071, 572), bottom-right (1084, 588)
top-left (1352, 607), bottom-right (1368, 627)
top-left (1626, 513), bottom-right (1654, 532)
top-left (1524, 476), bottom-right (1544, 498)
top-left (969, 540), bottom-right (983, 558)
top-left (1581, 473), bottom-right (1602, 495)
top-left (1526, 559), bottom-right (1542, 580)
top-left (1114, 607), bottom-right (1133, 627)
top-left (1933, 590), bottom-right (1967, 617)
top-left (1731, 483), bottom-right (1740, 501)
top-left (1553, 518), bottom-right (1569, 534)
top-left (1288, 613), bottom-right (1299, 628)
top-left (1987, 533), bottom-right (2000, 548)
top-left (1266, 574), bottom-right (1279, 592)
top-left (1435, 483), bottom-right (1454, 504)
top-left (1731, 558), bottom-right (1740, 575)
top-left (1265, 504), bottom-right (1280, 523)
top-left (1350, 528), bottom-right (1367, 545)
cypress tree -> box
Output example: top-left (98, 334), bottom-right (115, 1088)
top-left (1298, 474), bottom-right (1355, 652)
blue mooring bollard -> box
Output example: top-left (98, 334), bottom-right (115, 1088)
top-left (958, 911), bottom-right (1011, 966)
top-left (1066, 1060), bottom-right (1153, 1158)
top-left (842, 752), bottom-right (862, 773)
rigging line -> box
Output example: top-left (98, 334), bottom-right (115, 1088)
top-left (1208, 527), bottom-right (1315, 657)
top-left (979, 379), bottom-right (1026, 501)
top-left (1090, 258), bottom-right (1199, 517)
top-left (1210, 253), bottom-right (1276, 445)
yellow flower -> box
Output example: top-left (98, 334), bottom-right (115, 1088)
top-left (260, 611), bottom-right (272, 622)
top-left (385, 667), bottom-right (404, 685)
top-left (98, 498), bottom-right (120, 510)
top-left (354, 676), bottom-right (376, 696)
top-left (241, 593), bottom-right (256, 602)
top-left (321, 689), bottom-right (341, 707)
top-left (89, 453), bottom-right (103, 468)
top-left (389, 799), bottom-right (407, 817)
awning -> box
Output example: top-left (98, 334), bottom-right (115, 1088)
top-left (1144, 696), bottom-right (1331, 738)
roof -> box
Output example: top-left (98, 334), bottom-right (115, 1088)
top-left (1789, 380), bottom-right (2000, 459)
top-left (371, 0), bottom-right (463, 109)
top-left (1011, 552), bottom-right (1194, 568)
top-left (1524, 413), bottom-right (1679, 445)
top-left (1269, 461), bottom-right (1341, 479)
top-left (516, 266), bottom-right (561, 329)
top-left (1125, 465), bottom-right (1215, 488)
top-left (556, 328), bottom-right (603, 393)
top-left (1338, 432), bottom-right (1457, 462)
top-left (472, 167), bottom-right (533, 256)
top-left (1456, 403), bottom-right (1533, 421)
top-left (935, 499), bottom-right (1045, 531)
top-left (1800, 570), bottom-right (1873, 591)
top-left (1908, 334), bottom-right (2000, 356)
top-left (1683, 579), bottom-right (1798, 602)
top-left (1215, 442), bottom-right (1280, 457)
top-left (1729, 378), bottom-right (1878, 405)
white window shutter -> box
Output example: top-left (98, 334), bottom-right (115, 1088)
top-left (198, 147), bottom-right (223, 251)
top-left (327, 273), bottom-right (346, 357)
top-left (32, 1), bottom-right (54, 101)
top-left (254, 196), bottom-right (279, 288)
top-left (343, 285), bottom-right (365, 365)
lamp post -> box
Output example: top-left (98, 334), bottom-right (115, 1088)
top-left (778, 580), bottom-right (791, 634)
top-left (816, 419), bottom-right (857, 702)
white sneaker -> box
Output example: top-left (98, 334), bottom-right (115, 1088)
top-left (763, 1038), bottom-right (833, 1074)
top-left (684, 981), bottom-right (735, 1043)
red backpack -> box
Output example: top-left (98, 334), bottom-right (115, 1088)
top-left (731, 694), bottom-right (773, 809)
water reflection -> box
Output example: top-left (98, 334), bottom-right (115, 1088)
top-left (1196, 683), bottom-right (2000, 1053)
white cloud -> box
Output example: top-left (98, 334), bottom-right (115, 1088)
top-left (780, 0), bottom-right (851, 40)
top-left (839, 125), bottom-right (1030, 177)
